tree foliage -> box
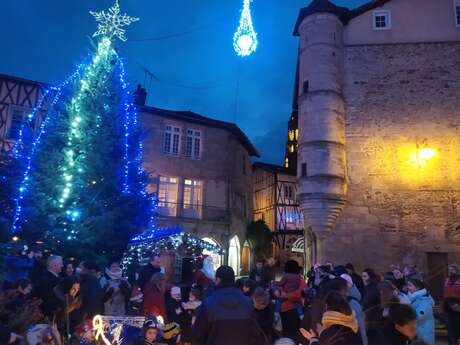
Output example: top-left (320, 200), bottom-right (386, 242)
top-left (246, 220), bottom-right (273, 260)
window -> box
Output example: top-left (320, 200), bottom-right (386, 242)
top-left (8, 108), bottom-right (26, 140)
top-left (183, 179), bottom-right (202, 218)
top-left (158, 176), bottom-right (179, 216)
top-left (242, 156), bottom-right (247, 175)
top-left (235, 193), bottom-right (247, 218)
top-left (185, 129), bottom-right (201, 159)
top-left (455, 0), bottom-right (460, 26)
top-left (373, 10), bottom-right (391, 30)
top-left (163, 125), bottom-right (181, 156)
top-left (284, 185), bottom-right (294, 200)
top-left (301, 163), bottom-right (307, 177)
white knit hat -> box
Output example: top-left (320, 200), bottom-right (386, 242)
top-left (274, 338), bottom-right (296, 345)
top-left (340, 273), bottom-right (353, 288)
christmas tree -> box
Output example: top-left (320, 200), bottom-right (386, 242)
top-left (10, 1), bottom-right (152, 262)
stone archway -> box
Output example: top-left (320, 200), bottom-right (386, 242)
top-left (228, 235), bottom-right (241, 276)
top-left (202, 237), bottom-right (222, 270)
top-left (241, 240), bottom-right (252, 275)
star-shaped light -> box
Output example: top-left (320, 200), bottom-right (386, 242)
top-left (90, 0), bottom-right (139, 42)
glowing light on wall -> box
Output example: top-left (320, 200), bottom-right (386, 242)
top-left (233, 0), bottom-right (258, 57)
top-left (408, 146), bottom-right (436, 168)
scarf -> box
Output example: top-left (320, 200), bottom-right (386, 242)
top-left (321, 311), bottom-right (359, 333)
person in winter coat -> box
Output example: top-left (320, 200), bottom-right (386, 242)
top-left (134, 318), bottom-right (160, 345)
top-left (143, 272), bottom-right (167, 319)
top-left (345, 263), bottom-right (365, 296)
top-left (166, 286), bottom-right (183, 324)
top-left (191, 265), bottom-right (260, 345)
top-left (278, 260), bottom-right (307, 341)
top-left (340, 274), bottom-right (368, 345)
top-left (361, 268), bottom-right (382, 342)
top-left (443, 263), bottom-right (460, 345)
top-left (103, 262), bottom-right (131, 316)
top-left (249, 260), bottom-right (269, 288)
top-left (76, 261), bottom-right (104, 321)
top-left (407, 279), bottom-right (435, 345)
top-left (242, 278), bottom-right (257, 297)
top-left (373, 302), bottom-right (417, 345)
top-left (181, 285), bottom-right (203, 345)
top-left (34, 255), bottom-right (63, 320)
top-left (54, 276), bottom-right (82, 338)
top-left (252, 287), bottom-right (275, 345)
top-left (300, 291), bottom-right (362, 345)
top-left (138, 254), bottom-right (162, 292)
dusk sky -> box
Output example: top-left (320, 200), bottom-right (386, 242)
top-left (0, 0), bottom-right (368, 164)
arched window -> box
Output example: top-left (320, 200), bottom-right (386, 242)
top-left (228, 235), bottom-right (241, 276)
top-left (241, 240), bottom-right (252, 275)
top-left (202, 237), bottom-right (222, 270)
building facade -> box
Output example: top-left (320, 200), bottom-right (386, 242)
top-left (294, 0), bottom-right (460, 296)
top-left (252, 162), bottom-right (305, 267)
top-left (0, 74), bottom-right (47, 154)
top-left (139, 101), bottom-right (259, 276)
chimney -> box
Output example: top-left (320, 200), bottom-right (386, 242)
top-left (133, 84), bottom-right (147, 106)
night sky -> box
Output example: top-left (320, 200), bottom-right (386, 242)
top-left (0, 0), bottom-right (367, 164)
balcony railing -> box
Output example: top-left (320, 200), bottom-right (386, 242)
top-left (157, 201), bottom-right (230, 222)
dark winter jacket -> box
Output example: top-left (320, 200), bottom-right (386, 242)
top-left (311, 324), bottom-right (363, 345)
top-left (350, 272), bottom-right (365, 295)
top-left (362, 283), bottom-right (382, 331)
top-left (372, 324), bottom-right (412, 345)
top-left (138, 264), bottom-right (161, 292)
top-left (77, 273), bottom-right (104, 321)
top-left (191, 286), bottom-right (260, 345)
top-left (253, 302), bottom-right (275, 345)
top-left (166, 297), bottom-right (183, 324)
top-left (0, 325), bottom-right (12, 344)
top-left (34, 270), bottom-right (62, 319)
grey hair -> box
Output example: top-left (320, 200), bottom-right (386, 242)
top-left (47, 255), bottom-right (63, 268)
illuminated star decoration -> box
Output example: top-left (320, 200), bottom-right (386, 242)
top-left (233, 0), bottom-right (258, 57)
top-left (90, 0), bottom-right (139, 42)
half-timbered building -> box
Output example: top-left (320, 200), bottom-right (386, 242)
top-left (252, 161), bottom-right (305, 267)
top-left (0, 74), bottom-right (48, 154)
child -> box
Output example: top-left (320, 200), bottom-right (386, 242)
top-left (181, 284), bottom-right (203, 345)
top-left (135, 319), bottom-right (159, 345)
top-left (274, 261), bottom-right (304, 320)
top-left (166, 286), bottom-right (183, 324)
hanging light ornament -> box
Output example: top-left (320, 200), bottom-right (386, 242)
top-left (233, 0), bottom-right (258, 57)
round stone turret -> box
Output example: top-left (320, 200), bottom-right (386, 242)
top-left (294, 0), bottom-right (348, 263)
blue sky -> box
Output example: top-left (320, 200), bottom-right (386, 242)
top-left (0, 0), bottom-right (368, 164)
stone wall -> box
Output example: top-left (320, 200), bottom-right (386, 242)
top-left (321, 42), bottom-right (460, 272)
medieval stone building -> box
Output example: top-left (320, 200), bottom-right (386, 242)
top-left (294, 0), bottom-right (460, 294)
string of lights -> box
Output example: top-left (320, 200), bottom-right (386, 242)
top-left (233, 0), bottom-right (258, 57)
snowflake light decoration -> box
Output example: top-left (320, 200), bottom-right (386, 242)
top-left (90, 0), bottom-right (139, 42)
top-left (233, 0), bottom-right (258, 57)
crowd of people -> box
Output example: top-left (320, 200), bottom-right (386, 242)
top-left (1, 247), bottom-right (460, 345)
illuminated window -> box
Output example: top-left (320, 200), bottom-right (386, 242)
top-left (183, 179), bottom-right (202, 218)
top-left (288, 130), bottom-right (295, 141)
top-left (295, 129), bottom-right (299, 140)
top-left (373, 10), bottom-right (391, 30)
top-left (185, 129), bottom-right (201, 159)
top-left (285, 158), bottom-right (289, 168)
top-left (158, 176), bottom-right (178, 216)
top-left (228, 236), bottom-right (241, 276)
top-left (163, 125), bottom-right (181, 156)
top-left (289, 145), bottom-right (295, 153)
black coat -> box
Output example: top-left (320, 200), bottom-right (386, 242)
top-left (315, 325), bottom-right (363, 345)
top-left (76, 274), bottom-right (104, 321)
top-left (166, 297), bottom-right (183, 324)
top-left (351, 272), bottom-right (365, 295)
top-left (138, 264), bottom-right (161, 291)
top-left (372, 324), bottom-right (411, 345)
top-left (191, 286), bottom-right (260, 345)
top-left (362, 283), bottom-right (382, 331)
top-left (253, 302), bottom-right (275, 345)
top-left (34, 270), bottom-right (61, 319)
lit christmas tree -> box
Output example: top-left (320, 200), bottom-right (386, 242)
top-left (10, 1), bottom-right (153, 261)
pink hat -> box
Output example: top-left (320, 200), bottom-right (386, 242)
top-left (340, 273), bottom-right (353, 288)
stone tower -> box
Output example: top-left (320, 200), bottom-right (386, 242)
top-left (294, 0), bottom-right (348, 263)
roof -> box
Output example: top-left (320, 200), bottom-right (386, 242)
top-left (294, 0), bottom-right (393, 35)
top-left (0, 73), bottom-right (49, 88)
top-left (141, 106), bottom-right (260, 157)
top-left (253, 161), bottom-right (296, 176)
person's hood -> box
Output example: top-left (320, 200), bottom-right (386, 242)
top-left (408, 289), bottom-right (434, 305)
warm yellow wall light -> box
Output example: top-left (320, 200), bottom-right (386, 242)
top-left (418, 148), bottom-right (435, 161)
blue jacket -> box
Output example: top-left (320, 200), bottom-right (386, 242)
top-left (191, 286), bottom-right (260, 345)
top-left (408, 289), bottom-right (435, 345)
